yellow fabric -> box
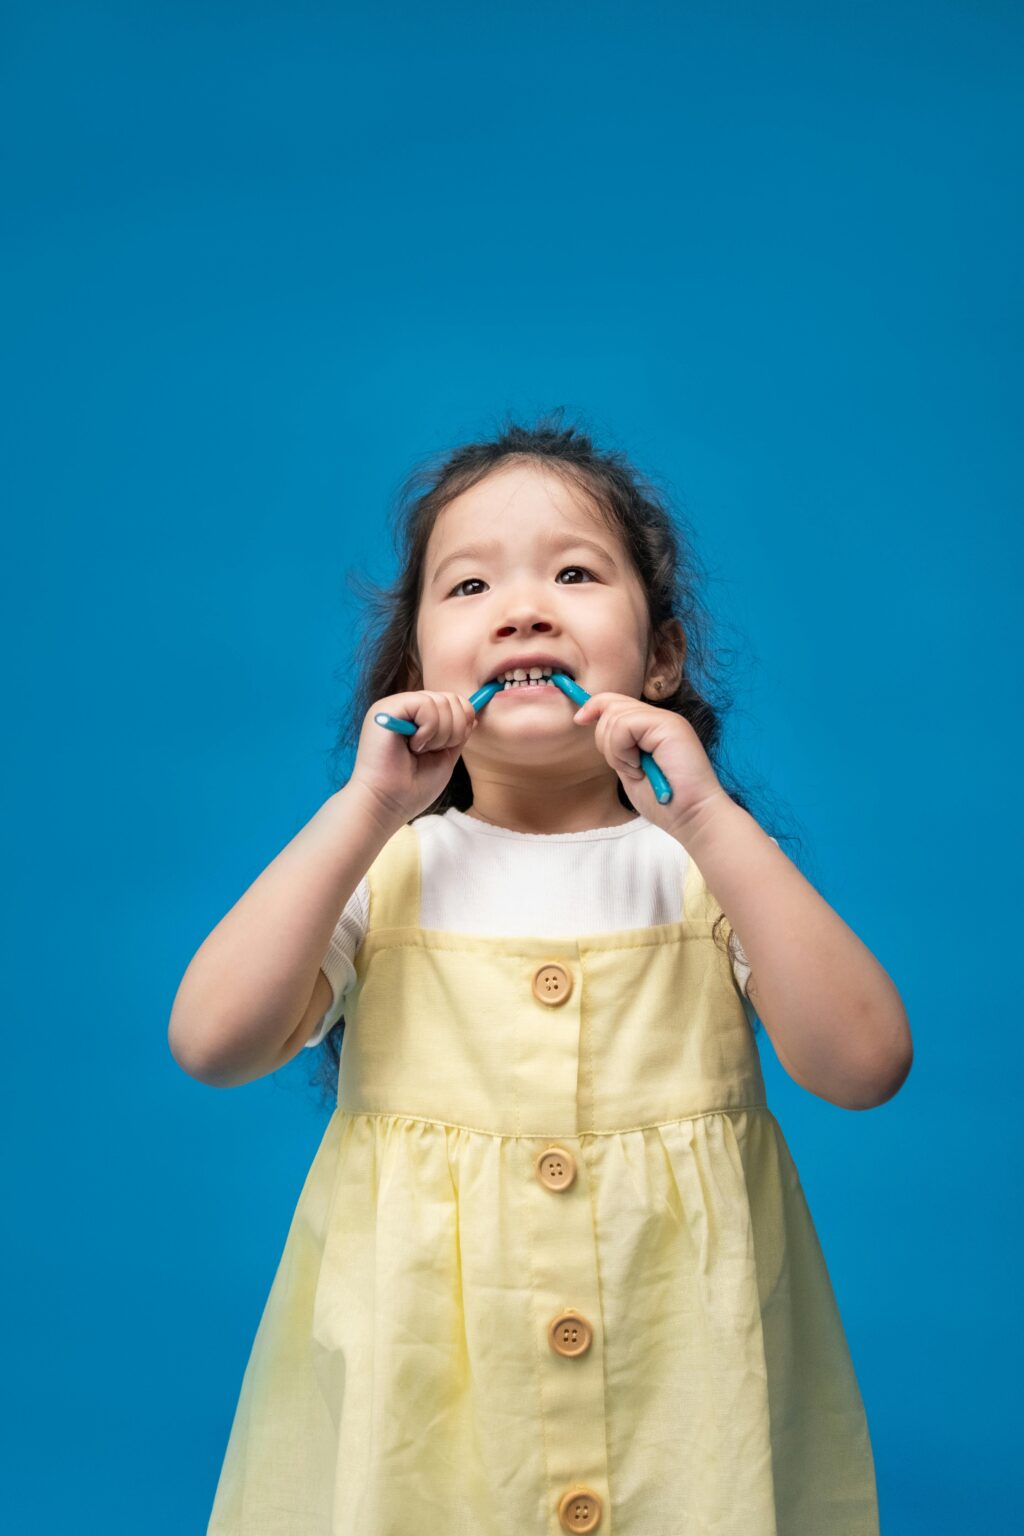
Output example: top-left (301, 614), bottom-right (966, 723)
top-left (207, 822), bottom-right (879, 1535)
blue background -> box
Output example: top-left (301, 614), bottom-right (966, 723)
top-left (4, 2), bottom-right (1019, 1529)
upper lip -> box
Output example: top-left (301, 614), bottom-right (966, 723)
top-left (481, 653), bottom-right (577, 686)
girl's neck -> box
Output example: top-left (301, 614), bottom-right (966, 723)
top-left (461, 769), bottom-right (643, 835)
top-left (464, 804), bottom-right (641, 835)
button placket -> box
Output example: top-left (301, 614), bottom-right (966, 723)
top-left (529, 959), bottom-right (606, 1530)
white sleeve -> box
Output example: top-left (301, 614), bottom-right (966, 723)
top-left (728, 928), bottom-right (755, 999)
top-left (302, 877), bottom-right (370, 1048)
top-left (727, 836), bottom-right (780, 999)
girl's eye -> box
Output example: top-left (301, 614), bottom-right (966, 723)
top-left (448, 566), bottom-right (596, 598)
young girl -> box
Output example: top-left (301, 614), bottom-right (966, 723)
top-left (173, 416), bottom-right (911, 1536)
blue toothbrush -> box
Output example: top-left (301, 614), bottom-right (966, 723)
top-left (374, 672), bottom-right (673, 805)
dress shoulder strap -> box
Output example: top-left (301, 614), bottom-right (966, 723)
top-left (364, 820), bottom-right (422, 933)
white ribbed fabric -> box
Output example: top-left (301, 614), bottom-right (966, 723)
top-left (305, 807), bottom-right (775, 1048)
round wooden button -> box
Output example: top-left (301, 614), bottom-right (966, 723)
top-left (535, 1146), bottom-right (577, 1191)
top-left (532, 962), bottom-right (573, 1006)
top-left (548, 1308), bottom-right (593, 1358)
top-left (557, 1486), bottom-right (603, 1532)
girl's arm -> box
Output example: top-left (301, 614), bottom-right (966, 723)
top-left (674, 793), bottom-right (913, 1111)
top-left (168, 780), bottom-right (401, 1088)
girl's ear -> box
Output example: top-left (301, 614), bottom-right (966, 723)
top-left (647, 617), bottom-right (686, 694)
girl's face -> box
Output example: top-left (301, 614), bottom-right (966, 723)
top-left (412, 463), bottom-right (666, 781)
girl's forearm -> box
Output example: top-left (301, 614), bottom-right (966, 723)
top-left (672, 793), bottom-right (913, 1110)
top-left (168, 780), bottom-right (401, 1087)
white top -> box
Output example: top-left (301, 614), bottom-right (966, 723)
top-left (305, 806), bottom-right (774, 1048)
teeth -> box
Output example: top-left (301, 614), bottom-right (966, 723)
top-left (495, 665), bottom-right (556, 685)
top-left (486, 664), bottom-right (575, 687)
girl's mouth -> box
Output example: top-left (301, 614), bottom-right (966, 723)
top-left (485, 664), bottom-right (576, 692)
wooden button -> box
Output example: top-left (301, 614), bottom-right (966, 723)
top-left (557, 1486), bottom-right (603, 1532)
top-left (548, 1308), bottom-right (593, 1358)
top-left (532, 962), bottom-right (573, 1005)
top-left (535, 1146), bottom-right (577, 1191)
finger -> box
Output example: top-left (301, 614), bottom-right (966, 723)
top-left (417, 692), bottom-right (457, 753)
top-left (409, 695), bottom-right (440, 753)
top-left (445, 692), bottom-right (475, 743)
top-left (454, 699), bottom-right (478, 743)
top-left (417, 694), bottom-right (448, 752)
top-left (614, 748), bottom-right (645, 782)
top-left (439, 692), bottom-right (462, 746)
top-left (573, 694), bottom-right (605, 724)
top-left (604, 713), bottom-right (645, 782)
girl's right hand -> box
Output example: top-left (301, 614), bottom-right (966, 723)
top-left (349, 691), bottom-right (479, 828)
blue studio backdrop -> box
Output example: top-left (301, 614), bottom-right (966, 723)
top-left (3, 2), bottom-right (1020, 1531)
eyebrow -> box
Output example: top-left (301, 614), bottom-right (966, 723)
top-left (430, 532), bottom-right (618, 588)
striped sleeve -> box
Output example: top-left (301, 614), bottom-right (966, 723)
top-left (302, 877), bottom-right (370, 1048)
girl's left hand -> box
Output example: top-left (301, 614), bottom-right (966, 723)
top-left (573, 692), bottom-right (726, 838)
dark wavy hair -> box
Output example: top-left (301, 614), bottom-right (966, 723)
top-left (308, 409), bottom-right (801, 1107)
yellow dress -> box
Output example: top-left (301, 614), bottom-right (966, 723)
top-left (207, 821), bottom-right (879, 1535)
